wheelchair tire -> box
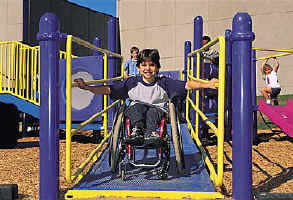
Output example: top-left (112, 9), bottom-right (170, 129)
top-left (169, 102), bottom-right (184, 174)
top-left (110, 111), bottom-right (124, 173)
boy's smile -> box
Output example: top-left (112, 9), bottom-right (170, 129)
top-left (137, 60), bottom-right (159, 83)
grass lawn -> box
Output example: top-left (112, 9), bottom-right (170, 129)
top-left (256, 94), bottom-right (293, 129)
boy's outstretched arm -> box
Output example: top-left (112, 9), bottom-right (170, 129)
top-left (74, 78), bottom-right (111, 95)
top-left (273, 57), bottom-right (279, 72)
top-left (185, 78), bottom-right (218, 90)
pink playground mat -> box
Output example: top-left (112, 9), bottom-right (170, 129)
top-left (258, 98), bottom-right (293, 138)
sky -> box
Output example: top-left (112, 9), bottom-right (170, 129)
top-left (68, 0), bottom-right (116, 16)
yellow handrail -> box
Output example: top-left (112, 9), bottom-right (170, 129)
top-left (186, 36), bottom-right (225, 186)
top-left (65, 35), bottom-right (73, 183)
top-left (71, 36), bottom-right (123, 59)
top-left (65, 35), bottom-right (125, 184)
top-left (253, 47), bottom-right (293, 53)
top-left (256, 52), bottom-right (293, 61)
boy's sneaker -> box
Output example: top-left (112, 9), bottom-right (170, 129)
top-left (126, 127), bottom-right (144, 145)
top-left (130, 127), bottom-right (143, 138)
top-left (266, 99), bottom-right (271, 105)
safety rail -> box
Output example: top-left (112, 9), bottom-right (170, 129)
top-left (0, 41), bottom-right (40, 105)
top-left (65, 35), bottom-right (124, 183)
top-left (186, 36), bottom-right (225, 186)
top-left (33, 45), bottom-right (77, 59)
top-left (253, 47), bottom-right (293, 61)
top-left (0, 41), bottom-right (77, 107)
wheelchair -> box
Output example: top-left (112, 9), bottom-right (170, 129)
top-left (109, 99), bottom-right (185, 180)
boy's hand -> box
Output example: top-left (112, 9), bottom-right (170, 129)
top-left (74, 78), bottom-right (88, 90)
top-left (208, 78), bottom-right (219, 89)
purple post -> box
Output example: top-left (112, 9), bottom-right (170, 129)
top-left (107, 17), bottom-right (117, 127)
top-left (251, 49), bottom-right (257, 142)
top-left (93, 37), bottom-right (104, 122)
top-left (193, 16), bottom-right (203, 135)
top-left (93, 37), bottom-right (102, 56)
top-left (184, 41), bottom-right (191, 81)
top-left (225, 29), bottom-right (232, 140)
top-left (37, 13), bottom-right (60, 200)
top-left (231, 13), bottom-right (255, 200)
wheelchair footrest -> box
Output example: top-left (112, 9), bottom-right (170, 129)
top-left (124, 136), bottom-right (144, 146)
top-left (143, 137), bottom-right (167, 148)
top-left (124, 136), bottom-right (168, 149)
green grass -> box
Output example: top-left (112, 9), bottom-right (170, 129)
top-left (257, 94), bottom-right (293, 129)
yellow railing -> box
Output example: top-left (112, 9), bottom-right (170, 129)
top-left (0, 41), bottom-right (40, 105)
top-left (186, 36), bottom-right (225, 187)
top-left (0, 41), bottom-right (77, 106)
top-left (253, 47), bottom-right (293, 61)
top-left (65, 35), bottom-right (124, 183)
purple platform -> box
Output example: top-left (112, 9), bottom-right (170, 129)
top-left (258, 98), bottom-right (293, 138)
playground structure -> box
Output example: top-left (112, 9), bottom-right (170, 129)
top-left (0, 11), bottom-right (292, 200)
top-left (253, 48), bottom-right (293, 138)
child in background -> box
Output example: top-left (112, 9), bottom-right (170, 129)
top-left (260, 57), bottom-right (281, 105)
top-left (202, 35), bottom-right (219, 64)
top-left (74, 49), bottom-right (218, 139)
top-left (124, 46), bottom-right (140, 78)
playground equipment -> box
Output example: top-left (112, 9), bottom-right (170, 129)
top-left (0, 18), bottom-right (119, 147)
top-left (3, 10), bottom-right (291, 200)
top-left (258, 99), bottom-right (293, 138)
top-left (35, 12), bottom-right (228, 200)
top-left (252, 47), bottom-right (293, 138)
top-left (34, 11), bottom-right (259, 200)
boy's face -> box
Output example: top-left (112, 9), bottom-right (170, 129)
top-left (137, 60), bottom-right (159, 82)
top-left (202, 40), bottom-right (210, 51)
top-left (131, 51), bottom-right (138, 61)
top-left (202, 40), bottom-right (209, 46)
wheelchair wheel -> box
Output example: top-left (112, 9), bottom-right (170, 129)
top-left (169, 102), bottom-right (184, 174)
top-left (110, 111), bottom-right (124, 173)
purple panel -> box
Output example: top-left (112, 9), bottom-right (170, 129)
top-left (258, 99), bottom-right (293, 138)
top-left (159, 70), bottom-right (180, 80)
top-left (59, 56), bottom-right (103, 121)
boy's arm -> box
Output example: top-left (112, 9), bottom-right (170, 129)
top-left (74, 78), bottom-right (111, 94)
top-left (123, 71), bottom-right (129, 79)
top-left (273, 57), bottom-right (279, 72)
top-left (123, 61), bottom-right (129, 78)
top-left (261, 59), bottom-right (268, 74)
top-left (185, 78), bottom-right (218, 90)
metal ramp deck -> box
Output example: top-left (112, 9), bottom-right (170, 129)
top-left (65, 124), bottom-right (223, 199)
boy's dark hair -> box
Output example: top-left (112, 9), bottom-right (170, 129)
top-left (137, 49), bottom-right (161, 69)
top-left (203, 35), bottom-right (211, 42)
top-left (130, 46), bottom-right (139, 53)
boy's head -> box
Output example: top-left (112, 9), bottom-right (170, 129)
top-left (263, 64), bottom-right (273, 74)
top-left (137, 49), bottom-right (161, 69)
top-left (202, 35), bottom-right (211, 46)
top-left (130, 46), bottom-right (139, 60)
top-left (136, 49), bottom-right (161, 82)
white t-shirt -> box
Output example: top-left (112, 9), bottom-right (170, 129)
top-left (265, 71), bottom-right (280, 88)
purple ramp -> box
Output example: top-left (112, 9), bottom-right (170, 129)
top-left (258, 99), bottom-right (293, 138)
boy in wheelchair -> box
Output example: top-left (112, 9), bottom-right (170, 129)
top-left (74, 49), bottom-right (218, 179)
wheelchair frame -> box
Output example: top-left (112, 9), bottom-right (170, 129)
top-left (109, 100), bottom-right (185, 180)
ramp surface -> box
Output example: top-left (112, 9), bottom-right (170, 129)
top-left (70, 124), bottom-right (216, 195)
top-left (258, 99), bottom-right (293, 138)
